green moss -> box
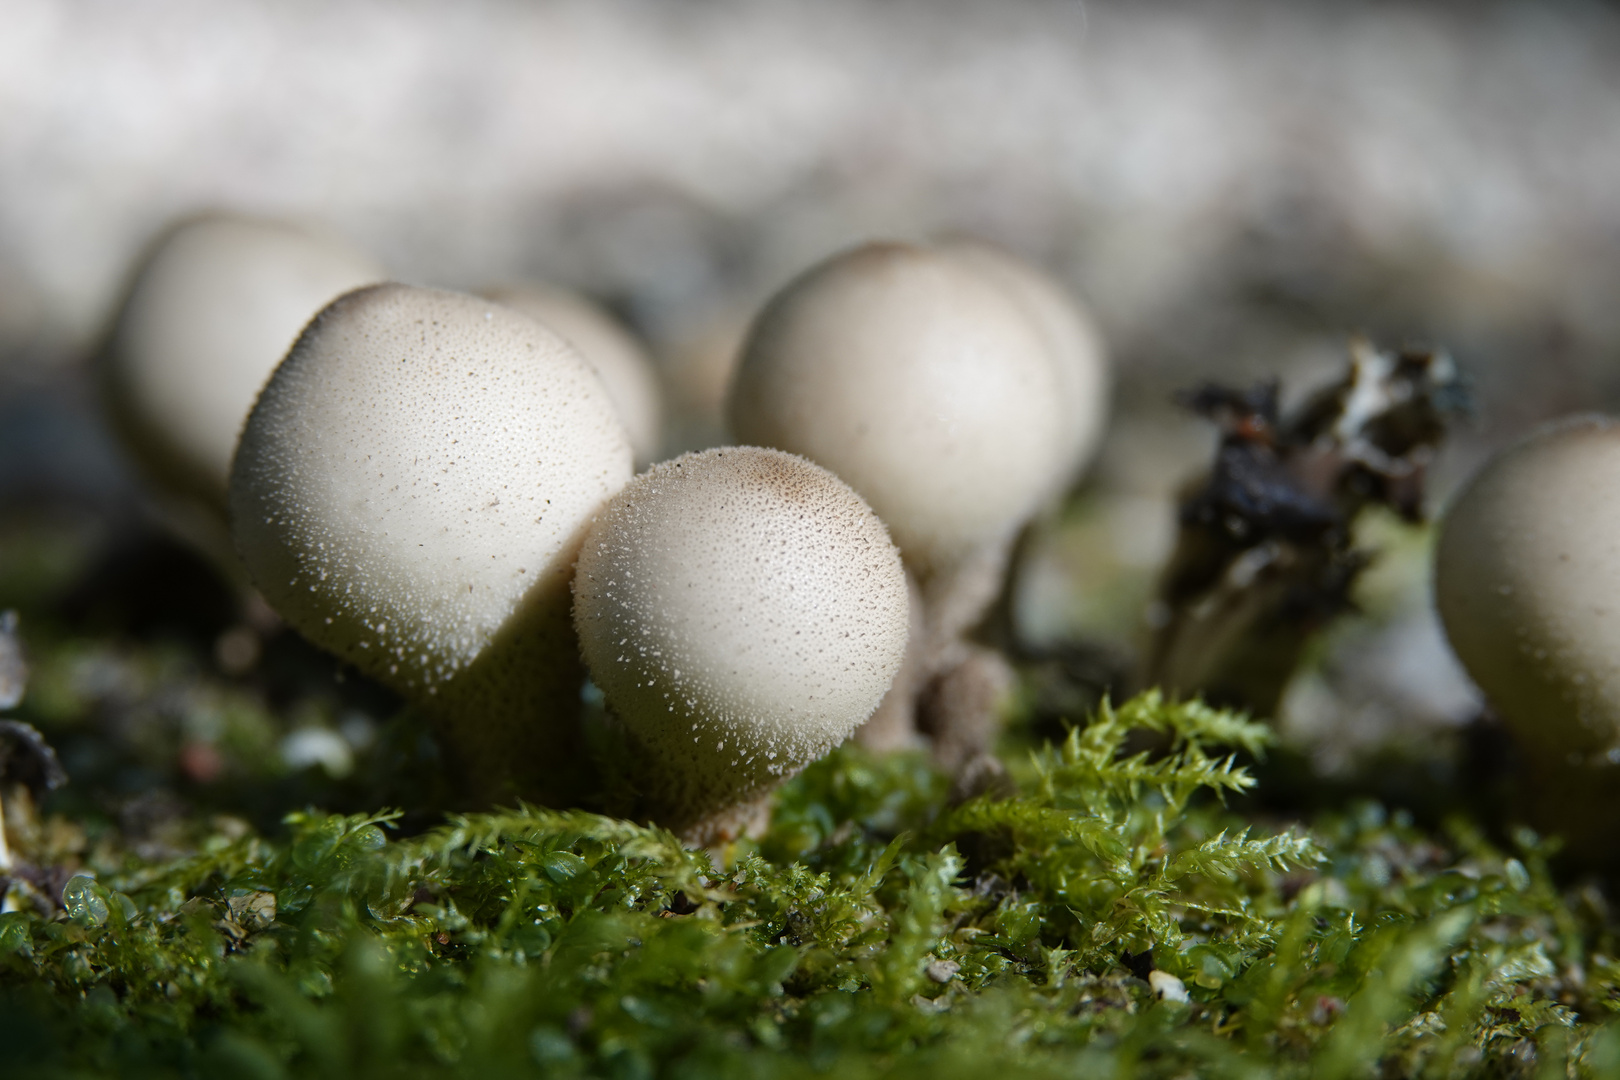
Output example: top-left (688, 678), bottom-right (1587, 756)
top-left (2, 690), bottom-right (1617, 1078)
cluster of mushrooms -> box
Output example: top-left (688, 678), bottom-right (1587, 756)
top-left (101, 215), bottom-right (1108, 845)
top-left (100, 213), bottom-right (1620, 857)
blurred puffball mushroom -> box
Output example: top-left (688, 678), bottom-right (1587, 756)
top-left (727, 241), bottom-right (1089, 759)
top-left (939, 241), bottom-right (1111, 496)
top-left (660, 302), bottom-right (755, 454)
top-left (1435, 415), bottom-right (1620, 753)
top-left (230, 284), bottom-right (633, 805)
top-left (730, 241), bottom-right (1069, 578)
top-left (484, 283), bottom-right (664, 467)
top-left (1435, 415), bottom-right (1620, 859)
top-left (101, 214), bottom-right (385, 562)
top-left (573, 447), bottom-right (909, 845)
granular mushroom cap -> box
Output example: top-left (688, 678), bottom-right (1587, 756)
top-left (727, 242), bottom-right (1067, 577)
top-left (1435, 414), bottom-right (1620, 759)
top-left (105, 214), bottom-right (385, 509)
top-left (231, 283), bottom-right (632, 698)
top-left (485, 283), bottom-right (664, 467)
top-left (573, 446), bottom-right (910, 827)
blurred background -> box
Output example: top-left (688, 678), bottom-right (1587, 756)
top-left (4, 0), bottom-right (1620, 828)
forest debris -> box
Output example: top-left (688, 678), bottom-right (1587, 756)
top-left (0, 721), bottom-right (68, 872)
top-left (0, 721), bottom-right (69, 800)
top-left (1142, 338), bottom-right (1467, 716)
top-left (226, 889), bottom-right (278, 930)
top-left (0, 610), bottom-right (26, 710)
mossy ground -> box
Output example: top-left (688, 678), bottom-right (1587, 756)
top-left (2, 523), bottom-right (1620, 1078)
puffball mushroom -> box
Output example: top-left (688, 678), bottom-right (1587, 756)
top-left (727, 241), bottom-right (1075, 759)
top-left (230, 283), bottom-right (633, 804)
top-left (1434, 415), bottom-right (1620, 862)
top-left (1436, 415), bottom-right (1620, 758)
top-left (939, 241), bottom-right (1110, 496)
top-left (573, 447), bottom-right (909, 844)
top-left (483, 283), bottom-right (664, 467)
top-left (102, 214), bottom-right (385, 542)
top-left (729, 241), bottom-right (1068, 581)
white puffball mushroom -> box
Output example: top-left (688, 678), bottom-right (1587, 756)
top-left (1435, 415), bottom-right (1620, 760)
top-left (231, 283), bottom-right (633, 803)
top-left (939, 241), bottom-right (1110, 495)
top-left (573, 447), bottom-right (910, 844)
top-left (103, 214), bottom-right (385, 521)
top-left (729, 242), bottom-right (1068, 579)
top-left (726, 242), bottom-right (1071, 757)
top-left (484, 283), bottom-right (665, 467)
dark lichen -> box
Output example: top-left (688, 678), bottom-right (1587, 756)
top-left (1144, 338), bottom-right (1469, 716)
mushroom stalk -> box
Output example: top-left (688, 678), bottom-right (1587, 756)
top-left (1144, 341), bottom-right (1464, 716)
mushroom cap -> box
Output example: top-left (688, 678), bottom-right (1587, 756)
top-left (939, 241), bottom-right (1111, 493)
top-left (726, 242), bottom-right (1067, 576)
top-left (231, 283), bottom-right (633, 697)
top-left (104, 214), bottom-right (385, 509)
top-left (1435, 415), bottom-right (1620, 758)
top-left (484, 283), bottom-right (664, 467)
top-left (573, 446), bottom-right (910, 820)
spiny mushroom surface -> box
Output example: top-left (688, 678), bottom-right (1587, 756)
top-left (231, 283), bottom-right (632, 802)
top-left (727, 241), bottom-right (1068, 580)
top-left (484, 283), bottom-right (664, 467)
top-left (103, 214), bottom-right (385, 520)
top-left (573, 446), bottom-right (909, 844)
top-left (1435, 415), bottom-right (1620, 760)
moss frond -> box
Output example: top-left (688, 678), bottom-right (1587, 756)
top-left (2, 692), bottom-right (1617, 1078)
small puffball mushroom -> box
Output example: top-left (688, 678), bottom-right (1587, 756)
top-left (728, 241), bottom-right (1068, 580)
top-left (231, 284), bottom-right (633, 804)
top-left (939, 242), bottom-right (1110, 496)
top-left (573, 447), bottom-right (909, 844)
top-left (484, 283), bottom-right (664, 467)
top-left (103, 214), bottom-right (385, 524)
top-left (1435, 415), bottom-right (1620, 760)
